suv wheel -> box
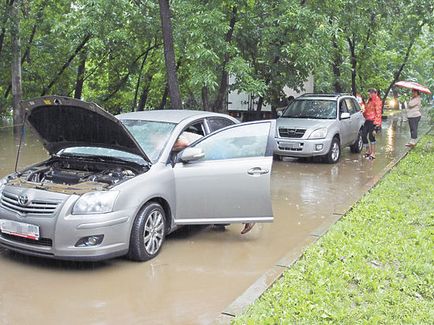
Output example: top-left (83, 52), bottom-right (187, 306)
top-left (273, 154), bottom-right (283, 161)
top-left (324, 137), bottom-right (340, 163)
top-left (350, 129), bottom-right (363, 153)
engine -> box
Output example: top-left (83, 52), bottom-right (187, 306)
top-left (9, 157), bottom-right (145, 194)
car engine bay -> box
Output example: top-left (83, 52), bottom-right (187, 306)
top-left (6, 156), bottom-right (147, 195)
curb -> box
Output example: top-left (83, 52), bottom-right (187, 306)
top-left (214, 126), bottom-right (432, 324)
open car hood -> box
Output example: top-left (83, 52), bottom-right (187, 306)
top-left (21, 96), bottom-right (151, 163)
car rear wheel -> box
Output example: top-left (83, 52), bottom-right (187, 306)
top-left (350, 129), bottom-right (363, 153)
top-left (128, 202), bottom-right (166, 261)
top-left (324, 137), bottom-right (340, 164)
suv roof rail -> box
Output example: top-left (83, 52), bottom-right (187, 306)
top-left (298, 93), bottom-right (353, 98)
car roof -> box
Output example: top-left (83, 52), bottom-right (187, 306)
top-left (116, 109), bottom-right (231, 124)
top-left (296, 93), bottom-right (354, 101)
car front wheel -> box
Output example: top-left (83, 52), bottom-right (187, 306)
top-left (128, 202), bottom-right (166, 262)
top-left (324, 137), bottom-right (340, 163)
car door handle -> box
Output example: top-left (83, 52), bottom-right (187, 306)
top-left (247, 167), bottom-right (269, 176)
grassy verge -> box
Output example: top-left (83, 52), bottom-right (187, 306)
top-left (234, 131), bottom-right (434, 324)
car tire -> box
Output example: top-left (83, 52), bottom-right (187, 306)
top-left (128, 202), bottom-right (166, 262)
top-left (273, 154), bottom-right (283, 161)
top-left (350, 129), bottom-right (363, 153)
top-left (324, 137), bottom-right (340, 164)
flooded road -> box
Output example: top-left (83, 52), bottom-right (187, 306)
top-left (0, 113), bottom-right (430, 324)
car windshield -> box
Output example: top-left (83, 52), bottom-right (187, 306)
top-left (282, 99), bottom-right (336, 119)
top-left (121, 119), bottom-right (176, 162)
top-left (58, 147), bottom-right (147, 165)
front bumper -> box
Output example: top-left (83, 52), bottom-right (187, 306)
top-left (0, 188), bottom-right (134, 261)
top-left (274, 137), bottom-right (332, 157)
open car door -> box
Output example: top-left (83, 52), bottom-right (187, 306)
top-left (173, 120), bottom-right (274, 225)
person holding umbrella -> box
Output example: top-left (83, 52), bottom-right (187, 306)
top-left (405, 89), bottom-right (422, 147)
top-left (394, 81), bottom-right (432, 147)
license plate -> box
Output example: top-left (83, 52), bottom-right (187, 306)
top-left (280, 142), bottom-right (298, 149)
top-left (0, 220), bottom-right (40, 240)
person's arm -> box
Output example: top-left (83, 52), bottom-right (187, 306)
top-left (374, 99), bottom-right (382, 125)
top-left (407, 97), bottom-right (420, 109)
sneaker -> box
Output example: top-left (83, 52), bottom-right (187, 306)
top-left (363, 153), bottom-right (371, 158)
top-left (367, 155), bottom-right (376, 160)
top-left (405, 143), bottom-right (415, 148)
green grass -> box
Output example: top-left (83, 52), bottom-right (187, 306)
top-left (233, 132), bottom-right (434, 325)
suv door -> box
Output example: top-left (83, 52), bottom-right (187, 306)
top-left (173, 121), bottom-right (274, 225)
top-left (345, 98), bottom-right (362, 141)
top-left (338, 99), bottom-right (352, 145)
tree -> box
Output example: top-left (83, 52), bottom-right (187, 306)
top-left (159, 0), bottom-right (182, 109)
top-left (11, 0), bottom-right (23, 136)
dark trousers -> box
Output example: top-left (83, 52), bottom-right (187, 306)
top-left (408, 116), bottom-right (421, 139)
top-left (362, 120), bottom-right (376, 145)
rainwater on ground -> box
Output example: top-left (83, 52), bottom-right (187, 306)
top-left (0, 112), bottom-right (430, 324)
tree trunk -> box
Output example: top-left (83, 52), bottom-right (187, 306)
top-left (159, 0), bottom-right (182, 109)
top-left (132, 42), bottom-right (158, 111)
top-left (201, 86), bottom-right (210, 111)
top-left (102, 46), bottom-right (159, 103)
top-left (213, 6), bottom-right (237, 112)
top-left (74, 49), bottom-right (87, 99)
top-left (41, 33), bottom-right (92, 96)
top-left (332, 36), bottom-right (342, 93)
top-left (383, 37), bottom-right (417, 103)
top-left (137, 73), bottom-right (154, 111)
top-left (348, 36), bottom-right (357, 95)
top-left (0, 0), bottom-right (15, 57)
top-left (11, 0), bottom-right (23, 136)
top-left (132, 52), bottom-right (149, 111)
top-left (159, 85), bottom-right (169, 109)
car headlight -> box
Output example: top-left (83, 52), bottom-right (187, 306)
top-left (72, 191), bottom-right (119, 215)
top-left (309, 128), bottom-right (328, 139)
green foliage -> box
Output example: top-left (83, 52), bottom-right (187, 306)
top-left (233, 133), bottom-right (434, 324)
top-left (0, 0), bottom-right (433, 115)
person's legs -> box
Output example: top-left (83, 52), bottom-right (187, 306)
top-left (368, 126), bottom-right (376, 159)
top-left (369, 143), bottom-right (376, 158)
top-left (407, 117), bottom-right (420, 146)
top-left (362, 121), bottom-right (371, 156)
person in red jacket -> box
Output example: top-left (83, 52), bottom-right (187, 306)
top-left (362, 89), bottom-right (382, 160)
top-left (374, 90), bottom-right (383, 131)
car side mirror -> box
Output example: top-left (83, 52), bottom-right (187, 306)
top-left (179, 147), bottom-right (205, 163)
top-left (340, 112), bottom-right (350, 119)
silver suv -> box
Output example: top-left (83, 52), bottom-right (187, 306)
top-left (274, 94), bottom-right (365, 163)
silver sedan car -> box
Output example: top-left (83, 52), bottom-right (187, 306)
top-left (0, 96), bottom-right (274, 262)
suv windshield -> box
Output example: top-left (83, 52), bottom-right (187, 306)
top-left (282, 99), bottom-right (336, 119)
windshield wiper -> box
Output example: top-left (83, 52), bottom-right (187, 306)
top-left (58, 153), bottom-right (149, 168)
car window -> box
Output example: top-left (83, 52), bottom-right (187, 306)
top-left (339, 100), bottom-right (348, 114)
top-left (193, 123), bottom-right (270, 161)
top-left (282, 100), bottom-right (336, 119)
top-left (345, 98), bottom-right (357, 114)
top-left (206, 117), bottom-right (236, 133)
top-left (121, 120), bottom-right (176, 162)
top-left (184, 122), bottom-right (205, 136)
